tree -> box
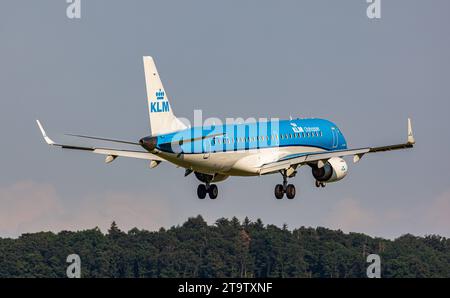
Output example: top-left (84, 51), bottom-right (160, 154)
top-left (0, 217), bottom-right (448, 278)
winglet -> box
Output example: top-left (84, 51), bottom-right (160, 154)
top-left (407, 118), bottom-right (415, 145)
top-left (36, 120), bottom-right (55, 145)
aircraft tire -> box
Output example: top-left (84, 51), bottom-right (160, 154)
top-left (209, 184), bottom-right (218, 199)
top-left (286, 184), bottom-right (296, 199)
top-left (197, 184), bottom-right (207, 199)
top-left (275, 184), bottom-right (284, 199)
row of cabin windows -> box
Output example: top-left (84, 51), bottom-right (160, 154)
top-left (212, 131), bottom-right (323, 145)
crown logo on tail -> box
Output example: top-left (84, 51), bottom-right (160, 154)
top-left (156, 89), bottom-right (165, 100)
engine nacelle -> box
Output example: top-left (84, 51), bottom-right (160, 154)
top-left (312, 157), bottom-right (348, 183)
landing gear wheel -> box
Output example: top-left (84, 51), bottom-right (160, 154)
top-left (197, 184), bottom-right (207, 199)
top-left (315, 180), bottom-right (321, 188)
top-left (274, 184), bottom-right (284, 199)
top-left (286, 184), bottom-right (296, 199)
top-left (208, 184), bottom-right (218, 199)
top-left (320, 182), bottom-right (326, 188)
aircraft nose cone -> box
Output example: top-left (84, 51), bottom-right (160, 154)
top-left (139, 136), bottom-right (158, 151)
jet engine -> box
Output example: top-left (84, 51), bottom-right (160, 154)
top-left (311, 157), bottom-right (348, 183)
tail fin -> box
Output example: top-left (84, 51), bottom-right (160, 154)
top-left (143, 56), bottom-right (187, 135)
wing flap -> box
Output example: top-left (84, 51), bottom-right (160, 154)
top-left (93, 148), bottom-right (164, 160)
top-left (369, 143), bottom-right (413, 153)
top-left (259, 148), bottom-right (369, 175)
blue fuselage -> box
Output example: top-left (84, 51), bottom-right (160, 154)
top-left (154, 118), bottom-right (347, 154)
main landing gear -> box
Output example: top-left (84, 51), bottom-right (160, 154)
top-left (274, 171), bottom-right (296, 200)
top-left (315, 180), bottom-right (326, 188)
top-left (197, 183), bottom-right (218, 199)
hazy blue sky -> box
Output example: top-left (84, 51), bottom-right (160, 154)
top-left (1, 0), bottom-right (449, 238)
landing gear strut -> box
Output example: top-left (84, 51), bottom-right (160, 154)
top-left (274, 171), bottom-right (296, 199)
top-left (197, 183), bottom-right (218, 199)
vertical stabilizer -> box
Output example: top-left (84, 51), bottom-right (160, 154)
top-left (143, 56), bottom-right (187, 135)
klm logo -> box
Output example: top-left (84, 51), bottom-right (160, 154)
top-left (151, 89), bottom-right (170, 113)
top-left (156, 89), bottom-right (165, 100)
top-left (290, 123), bottom-right (304, 133)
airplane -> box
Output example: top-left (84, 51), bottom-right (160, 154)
top-left (37, 56), bottom-right (415, 200)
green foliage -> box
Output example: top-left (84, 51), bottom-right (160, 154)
top-left (0, 217), bottom-right (448, 278)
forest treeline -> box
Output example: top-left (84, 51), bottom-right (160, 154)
top-left (0, 216), bottom-right (448, 278)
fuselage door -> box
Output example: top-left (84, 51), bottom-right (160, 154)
top-left (203, 139), bottom-right (211, 159)
top-left (331, 127), bottom-right (338, 149)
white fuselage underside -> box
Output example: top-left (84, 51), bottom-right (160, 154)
top-left (153, 146), bottom-right (325, 176)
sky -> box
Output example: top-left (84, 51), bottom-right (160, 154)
top-left (0, 0), bottom-right (449, 239)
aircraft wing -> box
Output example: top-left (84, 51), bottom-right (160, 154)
top-left (36, 120), bottom-right (165, 162)
top-left (259, 118), bottom-right (415, 175)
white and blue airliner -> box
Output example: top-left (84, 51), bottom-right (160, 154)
top-left (37, 57), bottom-right (415, 200)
